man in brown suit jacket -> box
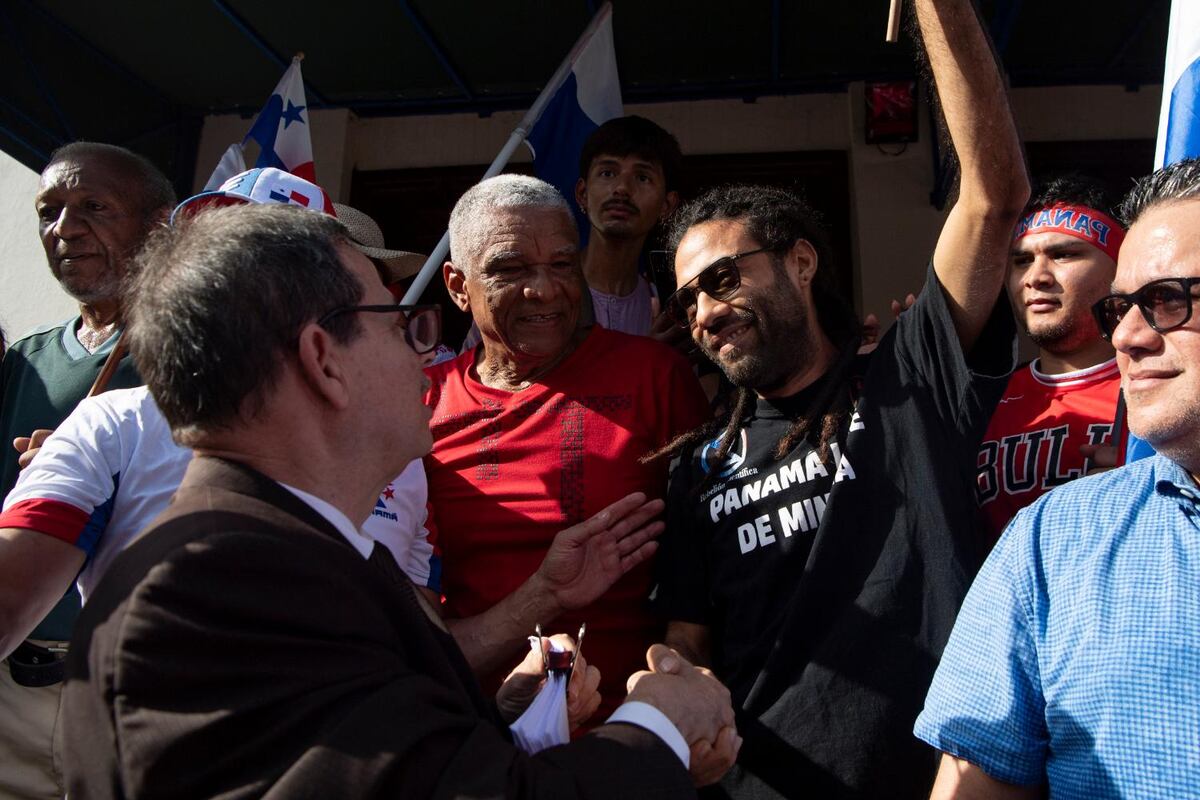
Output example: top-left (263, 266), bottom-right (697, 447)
top-left (61, 203), bottom-right (735, 798)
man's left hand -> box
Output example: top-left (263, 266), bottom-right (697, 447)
top-left (535, 492), bottom-right (665, 612)
top-left (495, 633), bottom-right (601, 729)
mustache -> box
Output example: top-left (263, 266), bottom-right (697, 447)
top-left (602, 199), bottom-right (639, 214)
top-left (704, 309), bottom-right (755, 338)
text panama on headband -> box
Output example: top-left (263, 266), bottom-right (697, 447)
top-left (1013, 203), bottom-right (1125, 263)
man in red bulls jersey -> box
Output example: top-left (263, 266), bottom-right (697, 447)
top-left (978, 176), bottom-right (1125, 542)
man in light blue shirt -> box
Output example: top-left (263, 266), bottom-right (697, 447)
top-left (915, 157), bottom-right (1200, 798)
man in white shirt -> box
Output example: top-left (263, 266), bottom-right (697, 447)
top-left (0, 169), bottom-right (441, 661)
top-left (1, 386), bottom-right (438, 603)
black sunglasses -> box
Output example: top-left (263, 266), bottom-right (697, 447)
top-left (1092, 277), bottom-right (1200, 340)
top-left (663, 246), bottom-right (773, 326)
top-left (317, 303), bottom-right (442, 354)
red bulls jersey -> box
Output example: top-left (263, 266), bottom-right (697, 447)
top-left (977, 358), bottom-right (1121, 543)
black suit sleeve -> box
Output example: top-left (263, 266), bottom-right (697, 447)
top-left (90, 528), bottom-right (692, 800)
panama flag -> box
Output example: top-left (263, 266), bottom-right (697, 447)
top-left (204, 57), bottom-right (315, 190)
top-left (402, 3), bottom-right (622, 305)
top-left (524, 3), bottom-right (622, 233)
top-left (1155, 1), bottom-right (1200, 168)
top-left (1126, 0), bottom-right (1200, 463)
top-left (243, 56), bottom-right (316, 181)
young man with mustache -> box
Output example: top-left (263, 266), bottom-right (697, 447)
top-left (575, 116), bottom-right (681, 336)
top-left (976, 176), bottom-right (1125, 543)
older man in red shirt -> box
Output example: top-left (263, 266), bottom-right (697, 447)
top-left (425, 174), bottom-right (709, 721)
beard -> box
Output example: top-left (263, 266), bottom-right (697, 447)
top-left (1025, 308), bottom-right (1101, 355)
top-left (1026, 318), bottom-right (1074, 350)
top-left (52, 258), bottom-right (124, 306)
top-left (700, 273), bottom-right (812, 394)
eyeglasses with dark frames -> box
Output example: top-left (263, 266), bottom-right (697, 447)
top-left (663, 246), bottom-right (773, 327)
top-left (1091, 277), bottom-right (1200, 340)
top-left (317, 303), bottom-right (442, 355)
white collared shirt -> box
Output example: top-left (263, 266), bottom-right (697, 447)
top-left (279, 482), bottom-right (376, 558)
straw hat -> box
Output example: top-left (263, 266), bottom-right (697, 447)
top-left (333, 203), bottom-right (427, 283)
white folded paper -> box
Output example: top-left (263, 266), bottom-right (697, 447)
top-left (509, 638), bottom-right (570, 754)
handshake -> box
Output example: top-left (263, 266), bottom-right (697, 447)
top-left (499, 636), bottom-right (740, 786)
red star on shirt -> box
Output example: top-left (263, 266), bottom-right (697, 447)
top-left (382, 486), bottom-right (395, 500)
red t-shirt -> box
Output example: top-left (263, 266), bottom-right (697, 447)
top-left (423, 326), bottom-right (710, 715)
top-left (977, 358), bottom-right (1121, 543)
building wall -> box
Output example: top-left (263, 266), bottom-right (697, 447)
top-left (0, 150), bottom-right (77, 345)
top-left (195, 83), bottom-right (1159, 325)
top-left (0, 83), bottom-right (1160, 347)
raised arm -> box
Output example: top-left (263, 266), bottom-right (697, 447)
top-left (917, 0), bottom-right (1030, 351)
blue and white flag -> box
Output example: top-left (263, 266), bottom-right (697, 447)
top-left (1155, 0), bottom-right (1200, 168)
top-left (243, 56), bottom-right (316, 182)
top-left (402, 3), bottom-right (621, 306)
top-left (204, 57), bottom-right (315, 190)
top-left (1127, 0), bottom-right (1200, 463)
top-left (524, 4), bottom-right (622, 232)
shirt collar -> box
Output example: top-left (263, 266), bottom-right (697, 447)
top-left (277, 482), bottom-right (375, 559)
top-left (60, 317), bottom-right (124, 361)
top-left (1152, 455), bottom-right (1200, 505)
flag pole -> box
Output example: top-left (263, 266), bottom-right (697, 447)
top-left (885, 0), bottom-right (902, 42)
top-left (402, 3), bottom-right (614, 304)
top-left (87, 334), bottom-right (128, 397)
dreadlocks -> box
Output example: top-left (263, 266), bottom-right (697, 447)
top-left (646, 185), bottom-right (861, 486)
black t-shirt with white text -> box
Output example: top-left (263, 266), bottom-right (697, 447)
top-left (660, 377), bottom-right (867, 700)
top-left (653, 264), bottom-right (1015, 800)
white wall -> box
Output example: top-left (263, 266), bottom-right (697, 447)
top-left (0, 151), bottom-right (77, 345)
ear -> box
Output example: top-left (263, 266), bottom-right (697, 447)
top-left (789, 239), bottom-right (819, 287)
top-left (661, 190), bottom-right (680, 221)
top-left (444, 261), bottom-right (471, 313)
top-left (574, 178), bottom-right (588, 213)
top-left (295, 322), bottom-right (352, 411)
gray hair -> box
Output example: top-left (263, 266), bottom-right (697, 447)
top-left (1120, 156), bottom-right (1200, 227)
top-left (47, 141), bottom-right (177, 220)
top-left (126, 204), bottom-right (362, 445)
top-left (448, 174), bottom-right (574, 271)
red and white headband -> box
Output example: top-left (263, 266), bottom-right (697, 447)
top-left (1013, 204), bottom-right (1125, 262)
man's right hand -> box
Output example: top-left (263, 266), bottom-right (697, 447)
top-left (534, 492), bottom-right (665, 612)
top-left (445, 493), bottom-right (666, 676)
top-left (625, 644), bottom-right (736, 756)
top-left (14, 429), bottom-right (54, 470)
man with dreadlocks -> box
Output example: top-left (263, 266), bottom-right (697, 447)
top-left (648, 0), bottom-right (1027, 797)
